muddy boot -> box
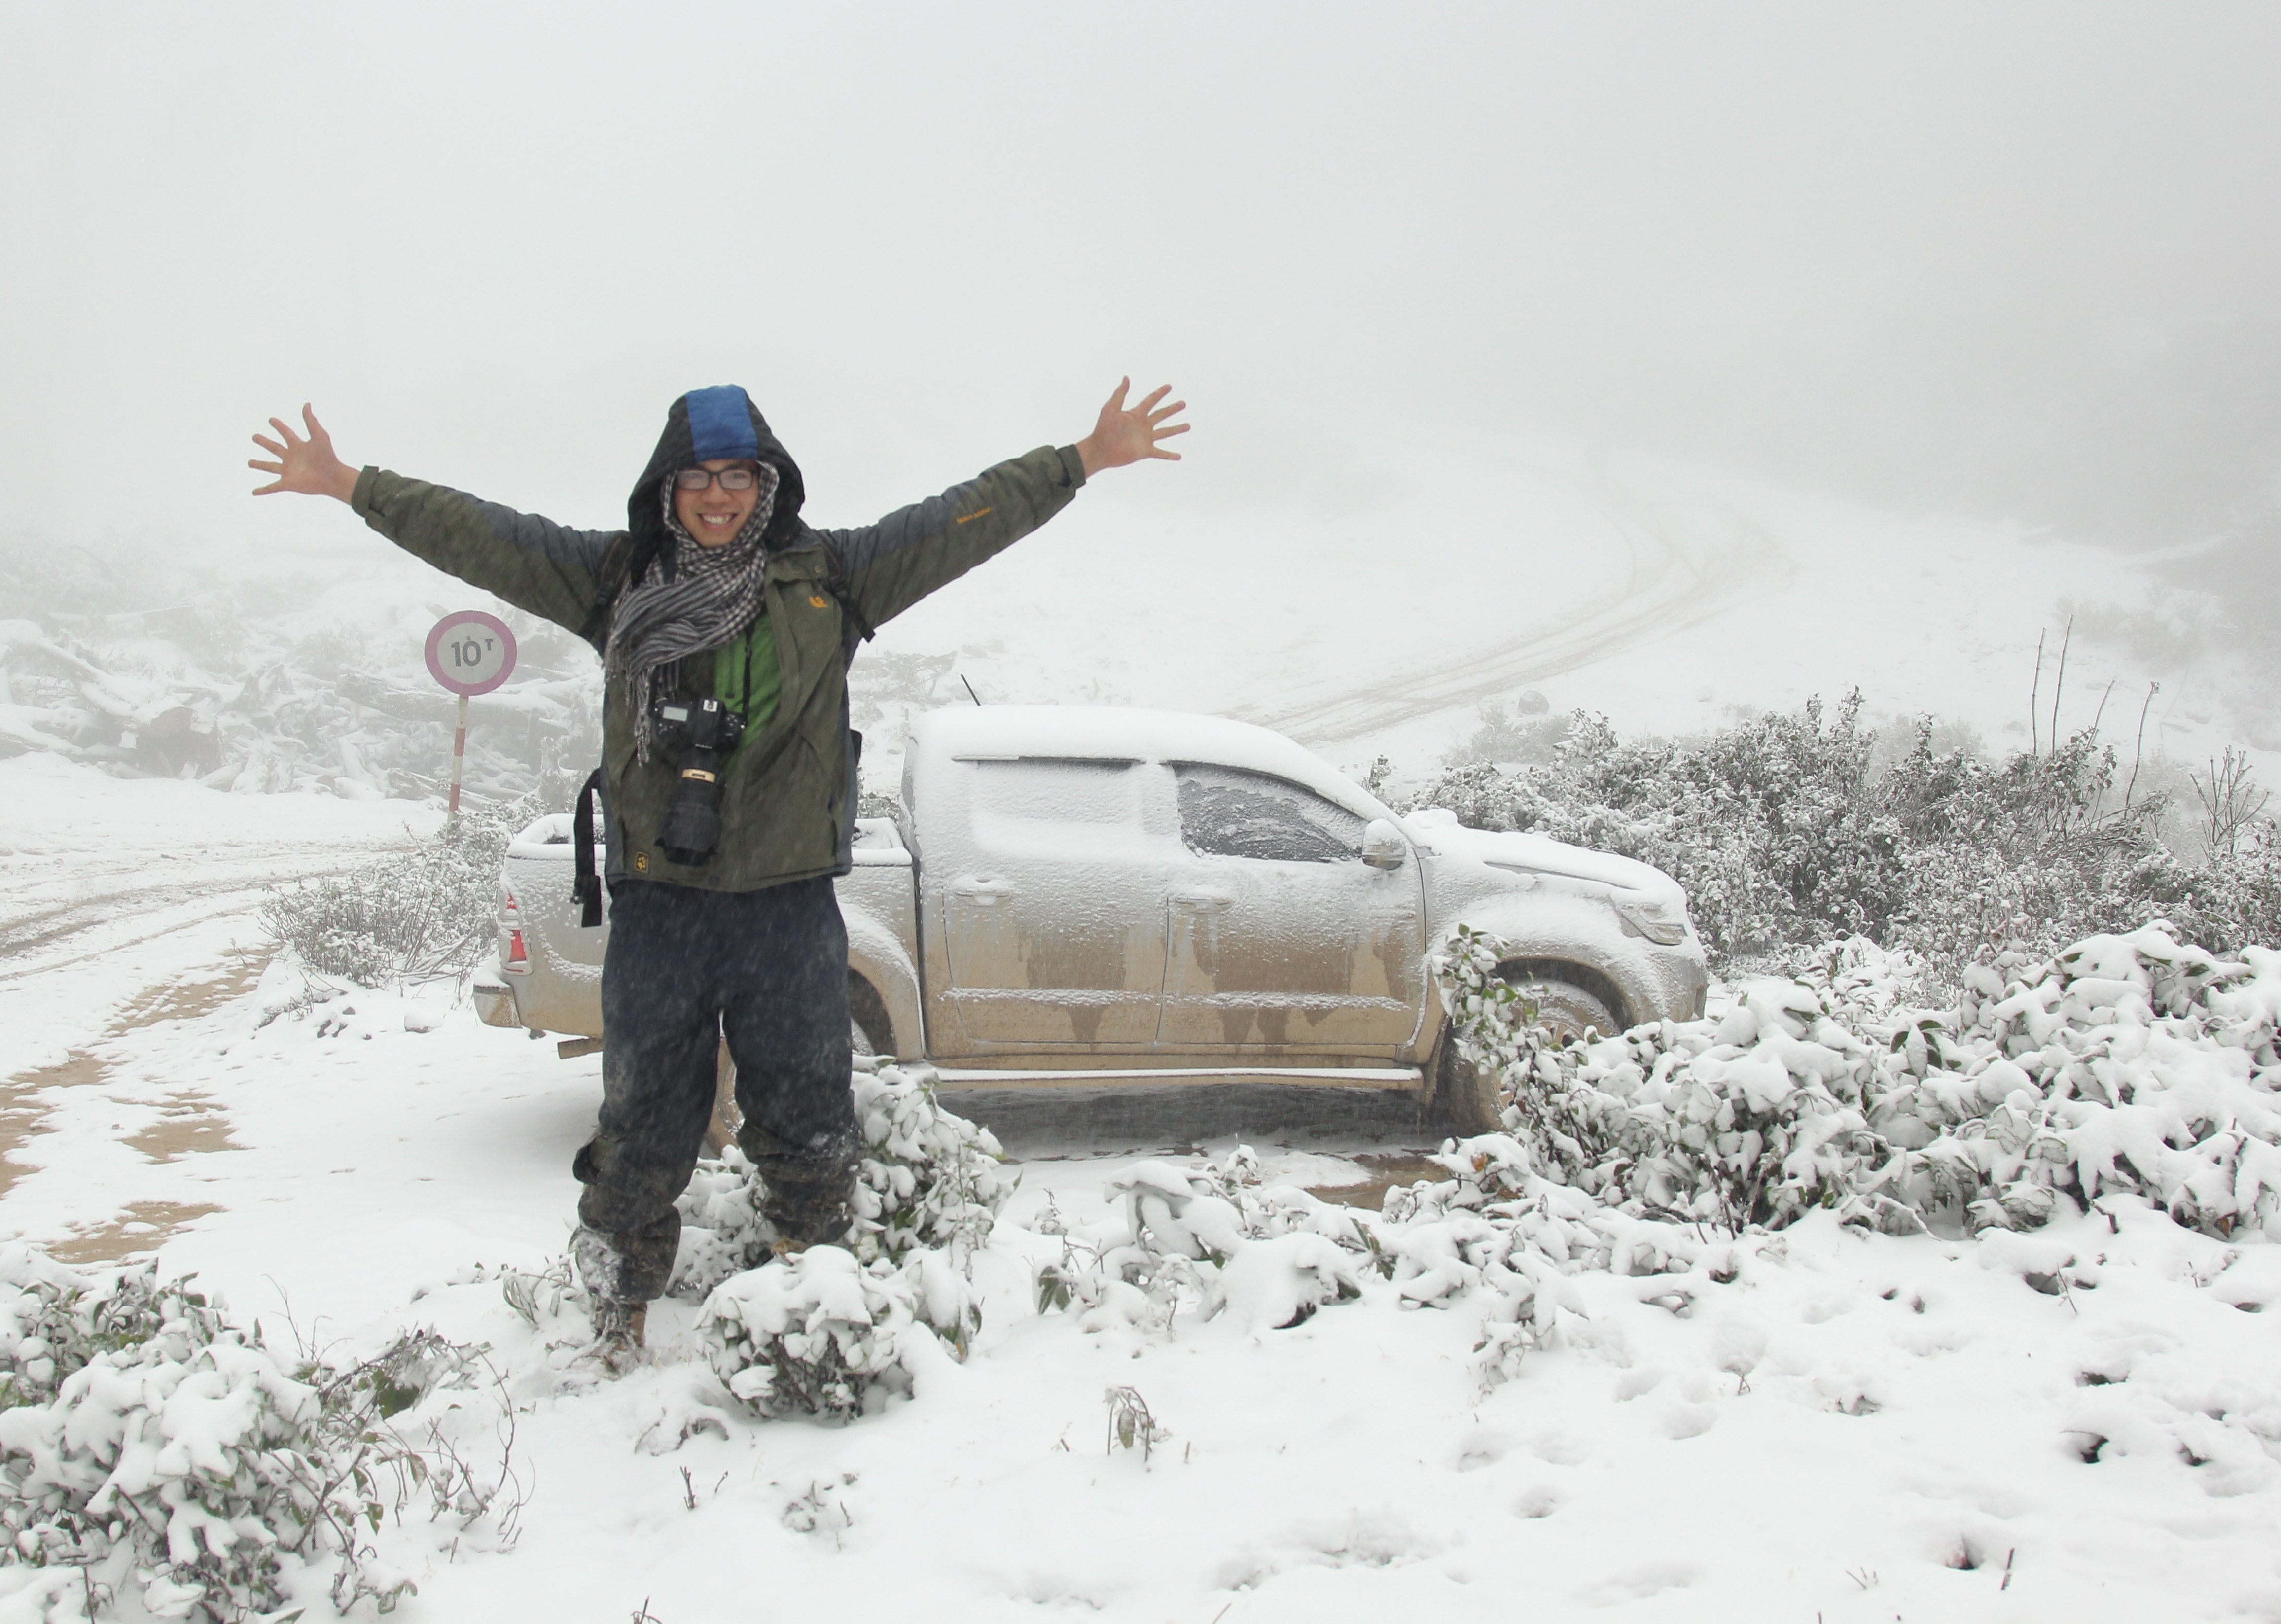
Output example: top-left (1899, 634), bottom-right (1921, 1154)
top-left (584, 1297), bottom-right (648, 1375)
top-left (572, 1225), bottom-right (653, 1375)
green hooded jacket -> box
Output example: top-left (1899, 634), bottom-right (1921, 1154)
top-left (351, 386), bottom-right (1086, 892)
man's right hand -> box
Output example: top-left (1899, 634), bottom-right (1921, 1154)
top-left (249, 404), bottom-right (359, 502)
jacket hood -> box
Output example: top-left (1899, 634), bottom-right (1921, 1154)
top-left (625, 386), bottom-right (807, 580)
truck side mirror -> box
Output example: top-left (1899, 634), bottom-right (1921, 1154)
top-left (1361, 818), bottom-right (1407, 870)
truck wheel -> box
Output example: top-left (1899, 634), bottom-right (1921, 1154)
top-left (1496, 970), bottom-right (1621, 1046)
top-left (1435, 1036), bottom-right (1504, 1138)
top-left (847, 972), bottom-right (893, 1060)
top-left (1434, 975), bottom-right (1621, 1139)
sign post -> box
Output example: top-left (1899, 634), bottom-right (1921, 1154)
top-left (424, 611), bottom-right (517, 817)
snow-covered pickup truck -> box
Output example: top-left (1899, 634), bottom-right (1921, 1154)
top-left (473, 707), bottom-right (1707, 1133)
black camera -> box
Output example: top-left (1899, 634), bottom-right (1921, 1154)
top-left (651, 696), bottom-right (746, 865)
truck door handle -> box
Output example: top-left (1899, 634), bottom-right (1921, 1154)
top-left (951, 878), bottom-right (1014, 903)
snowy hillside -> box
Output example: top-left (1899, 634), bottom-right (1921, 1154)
top-left (863, 430), bottom-right (2266, 788)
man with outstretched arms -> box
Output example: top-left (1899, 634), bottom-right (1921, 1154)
top-left (250, 381), bottom-right (1188, 1367)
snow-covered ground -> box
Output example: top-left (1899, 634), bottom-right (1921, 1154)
top-left (0, 754), bottom-right (438, 1078)
top-left (8, 967), bottom-right (2281, 1622)
top-left (1, 754), bottom-right (2277, 1622)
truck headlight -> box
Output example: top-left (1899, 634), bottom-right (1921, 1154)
top-left (1611, 894), bottom-right (1691, 946)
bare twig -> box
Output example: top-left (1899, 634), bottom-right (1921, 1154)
top-left (2049, 615), bottom-right (2073, 749)
top-left (2031, 629), bottom-right (2046, 756)
top-left (2192, 746), bottom-right (2270, 862)
top-left (2125, 682), bottom-right (2158, 811)
top-left (2000, 1547), bottom-right (2016, 1591)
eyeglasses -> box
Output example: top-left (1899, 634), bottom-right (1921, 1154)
top-left (675, 467), bottom-right (761, 492)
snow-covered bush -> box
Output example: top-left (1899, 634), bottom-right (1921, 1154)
top-left (0, 1246), bottom-right (509, 1623)
top-left (259, 793), bottom-right (539, 986)
top-left (699, 1246), bottom-right (977, 1422)
top-left (1413, 696), bottom-right (1911, 960)
top-left (847, 1065), bottom-right (1016, 1263)
top-left (671, 1153), bottom-right (778, 1302)
top-left (674, 1062), bottom-right (1014, 1298)
top-left (1032, 1150), bottom-right (1374, 1334)
top-left (680, 1065), bottom-right (1006, 1420)
top-left (1433, 922), bottom-right (2281, 1241)
top-left (1405, 696), bottom-right (2281, 988)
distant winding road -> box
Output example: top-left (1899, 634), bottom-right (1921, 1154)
top-left (1237, 479), bottom-right (1796, 745)
top-left (0, 836), bottom-right (386, 985)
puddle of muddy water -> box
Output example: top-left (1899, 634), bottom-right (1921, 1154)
top-left (1302, 1151), bottom-right (1450, 1211)
top-left (125, 1095), bottom-right (242, 1162)
top-left (106, 958), bottom-right (268, 1031)
top-left (0, 1053), bottom-right (103, 1203)
top-left (49, 1201), bottom-right (224, 1265)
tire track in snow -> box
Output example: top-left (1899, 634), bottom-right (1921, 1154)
top-left (1240, 490), bottom-right (1795, 746)
top-left (0, 843), bottom-right (378, 983)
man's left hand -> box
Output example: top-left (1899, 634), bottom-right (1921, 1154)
top-left (1076, 379), bottom-right (1188, 477)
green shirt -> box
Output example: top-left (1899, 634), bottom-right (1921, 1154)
top-left (713, 616), bottom-right (782, 737)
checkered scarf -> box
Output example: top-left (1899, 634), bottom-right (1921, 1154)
top-left (605, 466), bottom-right (783, 763)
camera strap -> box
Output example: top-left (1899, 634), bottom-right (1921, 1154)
top-left (572, 767), bottom-right (606, 927)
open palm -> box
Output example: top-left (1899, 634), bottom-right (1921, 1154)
top-left (249, 404), bottom-right (358, 501)
top-left (1077, 379), bottom-right (1188, 477)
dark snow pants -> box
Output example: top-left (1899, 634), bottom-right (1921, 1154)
top-left (572, 875), bottom-right (857, 1302)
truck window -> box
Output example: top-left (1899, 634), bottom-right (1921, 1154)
top-left (1172, 764), bottom-right (1366, 863)
top-left (970, 758), bottom-right (1139, 825)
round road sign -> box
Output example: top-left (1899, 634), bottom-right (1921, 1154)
top-left (425, 611), bottom-right (518, 697)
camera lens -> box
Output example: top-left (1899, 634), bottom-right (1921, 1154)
top-left (651, 695), bottom-right (743, 866)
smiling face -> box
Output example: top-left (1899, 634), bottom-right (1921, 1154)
top-left (674, 459), bottom-right (764, 547)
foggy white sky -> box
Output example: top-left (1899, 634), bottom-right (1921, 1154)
top-left (4, 2), bottom-right (2278, 569)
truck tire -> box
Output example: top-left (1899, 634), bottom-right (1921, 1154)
top-left (1435, 1036), bottom-right (1503, 1138)
top-left (1496, 968), bottom-right (1621, 1046)
top-left (1434, 973), bottom-right (1621, 1139)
